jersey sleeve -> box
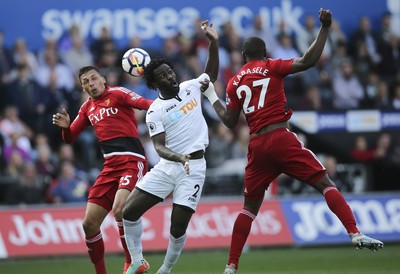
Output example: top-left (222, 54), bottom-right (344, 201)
top-left (226, 81), bottom-right (241, 110)
top-left (62, 107), bottom-right (90, 143)
top-left (119, 86), bottom-right (153, 110)
top-left (146, 104), bottom-right (164, 137)
top-left (268, 58), bottom-right (294, 77)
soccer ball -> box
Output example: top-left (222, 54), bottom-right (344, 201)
top-left (121, 48), bottom-right (151, 77)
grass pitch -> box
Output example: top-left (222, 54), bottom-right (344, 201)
top-left (1, 244), bottom-right (399, 274)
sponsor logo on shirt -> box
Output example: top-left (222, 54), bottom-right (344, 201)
top-left (88, 107), bottom-right (119, 125)
top-left (167, 99), bottom-right (198, 122)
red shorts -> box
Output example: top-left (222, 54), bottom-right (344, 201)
top-left (244, 128), bottom-right (326, 200)
top-left (88, 157), bottom-right (148, 211)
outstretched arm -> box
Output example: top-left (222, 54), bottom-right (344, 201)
top-left (200, 80), bottom-right (241, 128)
top-left (201, 20), bottom-right (219, 83)
top-left (292, 8), bottom-right (332, 73)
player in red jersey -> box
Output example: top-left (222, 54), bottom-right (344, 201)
top-left (52, 66), bottom-right (153, 274)
top-left (200, 9), bottom-right (384, 274)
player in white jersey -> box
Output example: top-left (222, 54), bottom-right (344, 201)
top-left (122, 20), bottom-right (219, 274)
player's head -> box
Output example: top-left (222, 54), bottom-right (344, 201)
top-left (78, 66), bottom-right (107, 99)
top-left (242, 37), bottom-right (267, 62)
top-left (143, 58), bottom-right (179, 95)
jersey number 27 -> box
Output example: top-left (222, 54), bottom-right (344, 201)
top-left (237, 78), bottom-right (270, 114)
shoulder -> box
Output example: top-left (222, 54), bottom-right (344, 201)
top-left (180, 73), bottom-right (210, 90)
top-left (108, 86), bottom-right (134, 96)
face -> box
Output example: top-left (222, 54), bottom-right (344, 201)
top-left (153, 63), bottom-right (179, 96)
top-left (80, 69), bottom-right (106, 99)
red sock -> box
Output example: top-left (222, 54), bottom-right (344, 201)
top-left (117, 220), bottom-right (131, 265)
top-left (323, 186), bottom-right (359, 234)
top-left (228, 209), bottom-right (256, 269)
top-left (86, 231), bottom-right (107, 274)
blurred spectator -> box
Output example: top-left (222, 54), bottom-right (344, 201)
top-left (57, 143), bottom-right (89, 180)
top-left (37, 38), bottom-right (60, 66)
top-left (373, 80), bottom-right (391, 109)
top-left (0, 105), bottom-right (33, 153)
top-left (0, 29), bottom-right (15, 110)
top-left (351, 135), bottom-right (376, 162)
top-left (58, 25), bottom-right (80, 54)
top-left (271, 33), bottom-right (300, 59)
top-left (328, 19), bottom-right (347, 49)
top-left (248, 15), bottom-right (279, 57)
top-left (35, 48), bottom-right (75, 91)
top-left (2, 132), bottom-right (31, 163)
top-left (222, 50), bottom-right (244, 86)
top-left (5, 63), bottom-right (48, 131)
top-left (392, 84), bottom-right (400, 109)
top-left (353, 41), bottom-right (376, 84)
top-left (296, 85), bottom-right (324, 110)
top-left (332, 59), bottom-right (365, 109)
top-left (90, 26), bottom-right (114, 65)
top-left (324, 155), bottom-right (352, 192)
top-left (377, 34), bottom-right (400, 83)
top-left (47, 160), bottom-right (89, 203)
top-left (95, 39), bottom-right (118, 69)
top-left (349, 16), bottom-right (380, 64)
top-left (61, 33), bottom-right (94, 74)
top-left (363, 71), bottom-right (380, 108)
top-left (34, 138), bottom-right (56, 185)
top-left (11, 38), bottom-right (38, 78)
top-left (374, 132), bottom-right (392, 161)
top-left (230, 125), bottom-right (249, 159)
top-left (6, 162), bottom-right (46, 205)
top-left (205, 122), bottom-right (235, 168)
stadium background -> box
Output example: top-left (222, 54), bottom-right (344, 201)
top-left (0, 0), bottom-right (399, 260)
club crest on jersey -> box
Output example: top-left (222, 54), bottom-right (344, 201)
top-left (186, 88), bottom-right (191, 95)
top-left (104, 99), bottom-right (110, 106)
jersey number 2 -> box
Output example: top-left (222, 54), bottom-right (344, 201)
top-left (236, 78), bottom-right (270, 114)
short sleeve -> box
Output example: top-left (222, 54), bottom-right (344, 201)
top-left (146, 104), bottom-right (164, 137)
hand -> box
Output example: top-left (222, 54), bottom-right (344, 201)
top-left (200, 78), bottom-right (210, 93)
top-left (180, 154), bottom-right (191, 175)
top-left (200, 20), bottom-right (218, 41)
top-left (319, 8), bottom-right (332, 28)
top-left (52, 108), bottom-right (71, 128)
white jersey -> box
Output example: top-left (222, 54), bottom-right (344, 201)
top-left (146, 73), bottom-right (210, 155)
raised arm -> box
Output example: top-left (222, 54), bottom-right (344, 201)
top-left (291, 8), bottom-right (332, 73)
top-left (201, 80), bottom-right (241, 128)
top-left (201, 20), bottom-right (219, 83)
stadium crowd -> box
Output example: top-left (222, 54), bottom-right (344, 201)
top-left (0, 11), bottom-right (399, 205)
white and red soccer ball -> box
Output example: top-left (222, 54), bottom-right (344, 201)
top-left (121, 47), bottom-right (151, 77)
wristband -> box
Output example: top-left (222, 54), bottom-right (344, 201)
top-left (203, 82), bottom-right (219, 105)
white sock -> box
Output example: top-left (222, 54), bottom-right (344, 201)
top-left (159, 234), bottom-right (187, 273)
top-left (123, 218), bottom-right (144, 263)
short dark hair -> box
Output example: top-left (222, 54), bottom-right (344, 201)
top-left (78, 66), bottom-right (102, 82)
top-left (242, 37), bottom-right (266, 59)
top-left (143, 58), bottom-right (174, 90)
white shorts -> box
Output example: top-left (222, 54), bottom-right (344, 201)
top-left (136, 158), bottom-right (206, 211)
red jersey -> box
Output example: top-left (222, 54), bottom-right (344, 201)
top-left (226, 58), bottom-right (294, 134)
top-left (62, 86), bottom-right (153, 161)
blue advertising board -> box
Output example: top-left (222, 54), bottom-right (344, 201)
top-left (0, 0), bottom-right (392, 51)
top-left (280, 193), bottom-right (400, 246)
